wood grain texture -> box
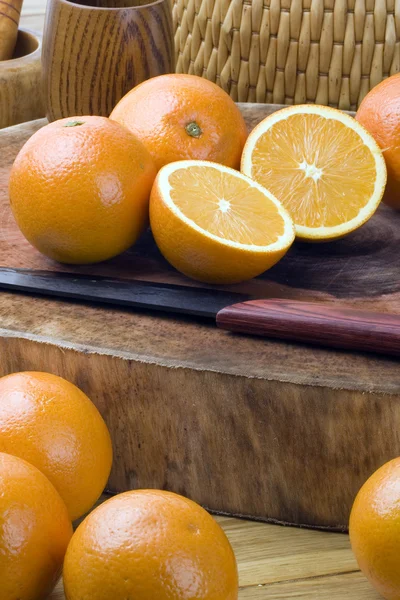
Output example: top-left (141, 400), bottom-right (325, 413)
top-left (217, 299), bottom-right (400, 357)
top-left (48, 506), bottom-right (380, 599)
top-left (0, 0), bottom-right (22, 59)
top-left (0, 29), bottom-right (45, 128)
top-left (42, 0), bottom-right (174, 121)
top-left (0, 331), bottom-right (399, 530)
top-left (0, 104), bottom-right (399, 529)
top-left (51, 572), bottom-right (379, 599)
top-left (238, 573), bottom-right (379, 599)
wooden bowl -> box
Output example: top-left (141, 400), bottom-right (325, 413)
top-left (0, 29), bottom-right (45, 129)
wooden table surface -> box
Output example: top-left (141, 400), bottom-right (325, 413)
top-left (49, 513), bottom-right (382, 599)
top-left (48, 512), bottom-right (381, 600)
top-left (14, 2), bottom-right (382, 597)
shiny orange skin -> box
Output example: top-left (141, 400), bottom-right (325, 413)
top-left (9, 116), bottom-right (157, 264)
top-left (356, 74), bottom-right (400, 209)
top-left (0, 372), bottom-right (113, 521)
top-left (110, 74), bottom-right (248, 171)
top-left (63, 489), bottom-right (239, 600)
top-left (0, 452), bottom-right (73, 600)
top-left (349, 458), bottom-right (400, 600)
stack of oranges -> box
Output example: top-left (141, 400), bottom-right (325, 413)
top-left (0, 370), bottom-right (238, 600)
top-left (0, 371), bottom-right (112, 598)
top-left (9, 72), bottom-right (396, 285)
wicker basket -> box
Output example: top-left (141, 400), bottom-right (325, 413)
top-left (172, 0), bottom-right (400, 110)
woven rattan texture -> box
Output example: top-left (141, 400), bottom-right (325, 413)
top-left (173, 0), bottom-right (400, 109)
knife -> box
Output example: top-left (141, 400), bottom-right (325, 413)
top-left (0, 267), bottom-right (399, 357)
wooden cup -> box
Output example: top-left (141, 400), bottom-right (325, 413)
top-left (42, 0), bottom-right (174, 121)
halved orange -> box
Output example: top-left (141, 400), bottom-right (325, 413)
top-left (241, 105), bottom-right (387, 241)
top-left (150, 160), bottom-right (295, 284)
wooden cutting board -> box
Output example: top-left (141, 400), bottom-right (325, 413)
top-left (0, 104), bottom-right (399, 530)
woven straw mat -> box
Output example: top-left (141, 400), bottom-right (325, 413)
top-left (172, 0), bottom-right (400, 110)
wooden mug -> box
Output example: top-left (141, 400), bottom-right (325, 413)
top-left (42, 0), bottom-right (174, 121)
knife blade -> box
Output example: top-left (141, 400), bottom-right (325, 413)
top-left (0, 267), bottom-right (399, 358)
top-left (0, 267), bottom-right (251, 318)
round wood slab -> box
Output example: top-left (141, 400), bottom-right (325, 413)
top-left (0, 106), bottom-right (399, 530)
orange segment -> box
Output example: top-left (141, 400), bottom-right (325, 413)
top-left (150, 160), bottom-right (294, 284)
top-left (169, 165), bottom-right (285, 245)
top-left (241, 105), bottom-right (387, 241)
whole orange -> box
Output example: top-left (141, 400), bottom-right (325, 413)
top-left (356, 74), bottom-right (400, 210)
top-left (0, 371), bottom-right (112, 521)
top-left (9, 116), bottom-right (157, 263)
top-left (349, 457), bottom-right (400, 599)
top-left (0, 452), bottom-right (73, 600)
top-left (63, 490), bottom-right (239, 600)
top-left (110, 74), bottom-right (248, 171)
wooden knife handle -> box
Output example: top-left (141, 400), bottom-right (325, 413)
top-left (216, 299), bottom-right (400, 357)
